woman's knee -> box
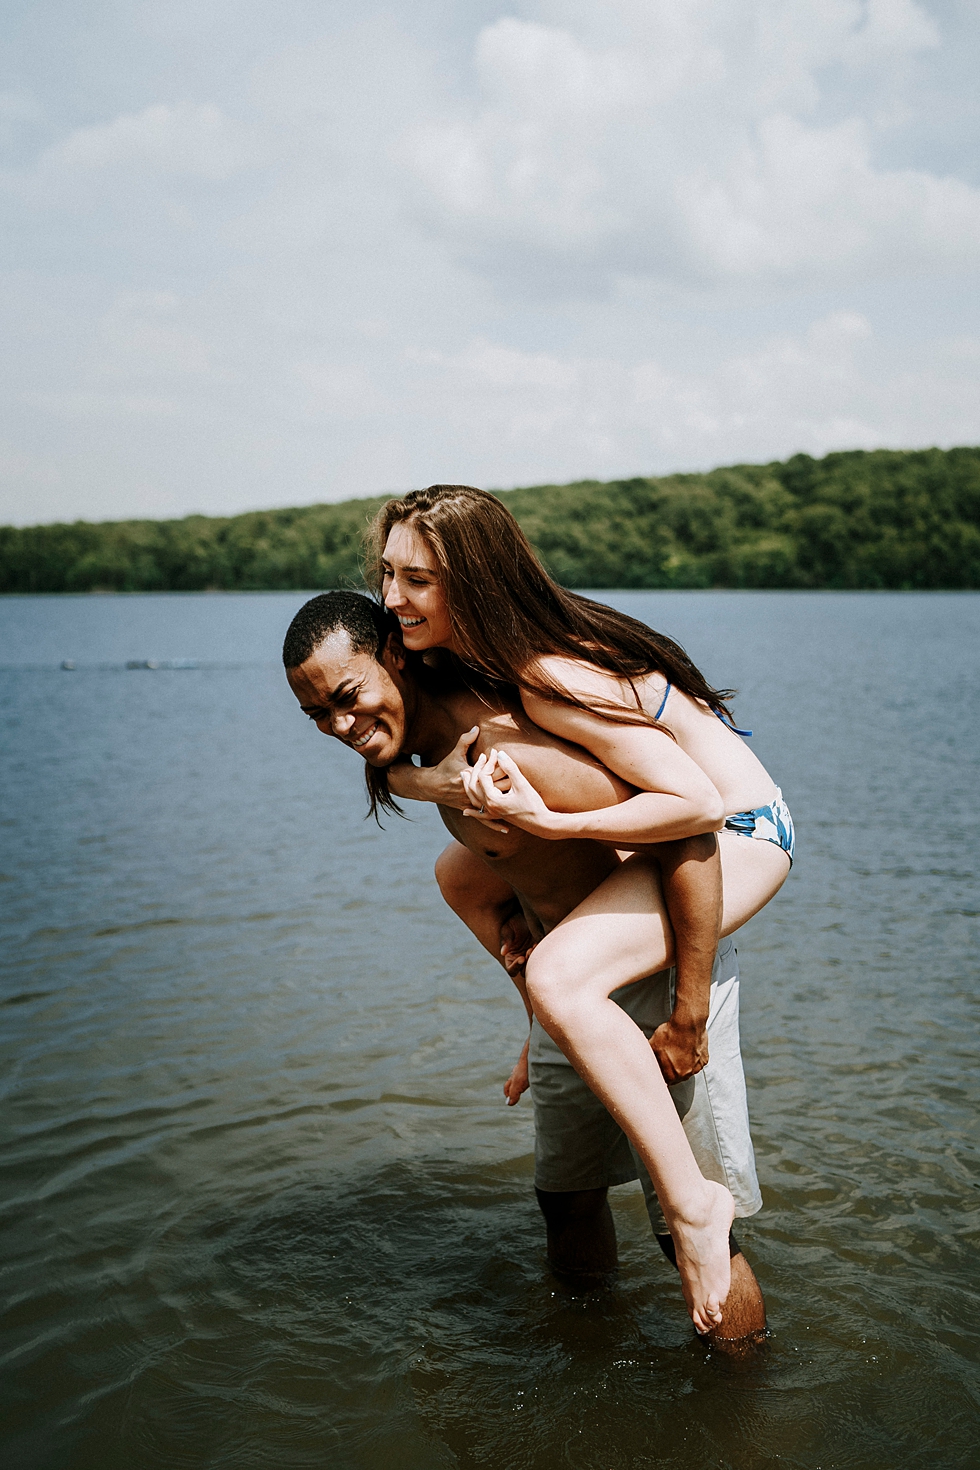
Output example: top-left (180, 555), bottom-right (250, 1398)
top-left (525, 926), bottom-right (593, 989)
top-left (524, 945), bottom-right (555, 1009)
top-left (525, 944), bottom-right (592, 1027)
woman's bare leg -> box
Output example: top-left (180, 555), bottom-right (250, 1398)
top-left (536, 831), bottom-right (790, 983)
top-left (523, 833), bottom-right (790, 1331)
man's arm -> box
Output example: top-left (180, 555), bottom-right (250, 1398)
top-left (388, 728), bottom-right (511, 833)
top-left (386, 727), bottom-right (478, 807)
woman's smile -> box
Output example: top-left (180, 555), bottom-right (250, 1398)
top-left (381, 522), bottom-right (455, 650)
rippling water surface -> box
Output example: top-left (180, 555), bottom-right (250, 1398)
top-left (1, 590), bottom-right (978, 1470)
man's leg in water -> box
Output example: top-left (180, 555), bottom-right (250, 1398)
top-left (656, 1231), bottom-right (766, 1344)
top-left (536, 1187), bottom-right (618, 1282)
top-left (536, 1191), bottom-right (765, 1341)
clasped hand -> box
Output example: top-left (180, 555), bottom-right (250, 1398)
top-left (462, 749), bottom-right (557, 836)
top-left (397, 727), bottom-right (512, 832)
top-left (650, 1014), bottom-right (709, 1084)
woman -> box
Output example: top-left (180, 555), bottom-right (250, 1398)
top-left (368, 485), bottom-right (793, 1333)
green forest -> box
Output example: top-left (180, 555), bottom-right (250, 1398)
top-left (3, 446), bottom-right (979, 593)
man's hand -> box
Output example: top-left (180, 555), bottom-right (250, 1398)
top-left (504, 1037), bottom-right (530, 1105)
top-left (500, 910), bottom-right (535, 978)
top-left (389, 727), bottom-right (509, 832)
top-left (651, 1013), bottom-right (709, 1085)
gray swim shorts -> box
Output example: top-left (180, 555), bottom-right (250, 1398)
top-left (529, 936), bottom-right (762, 1234)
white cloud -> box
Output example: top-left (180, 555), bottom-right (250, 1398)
top-left (40, 102), bottom-right (252, 180)
top-left (404, 6), bottom-right (980, 286)
top-left (677, 114), bottom-right (980, 281)
top-left (845, 0), bottom-right (941, 63)
top-left (0, 1), bottom-right (976, 524)
top-left (385, 312), bottom-right (980, 483)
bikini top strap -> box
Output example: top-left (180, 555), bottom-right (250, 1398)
top-left (656, 679), bottom-right (751, 736)
top-left (716, 709), bottom-right (753, 738)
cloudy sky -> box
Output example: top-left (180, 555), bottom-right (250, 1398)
top-left (2, 0), bottom-right (978, 525)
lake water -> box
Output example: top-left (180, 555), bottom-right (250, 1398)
top-left (1, 590), bottom-right (978, 1470)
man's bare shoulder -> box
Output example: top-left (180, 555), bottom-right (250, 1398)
top-left (480, 711), bottom-right (635, 814)
top-left (441, 689), bottom-right (633, 813)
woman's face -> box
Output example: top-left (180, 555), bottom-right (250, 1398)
top-left (382, 521), bottom-right (455, 651)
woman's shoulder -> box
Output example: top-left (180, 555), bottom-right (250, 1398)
top-left (523, 653), bottom-right (665, 711)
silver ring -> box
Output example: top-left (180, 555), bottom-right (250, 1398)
top-left (477, 805), bottom-right (485, 814)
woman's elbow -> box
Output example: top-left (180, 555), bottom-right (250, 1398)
top-left (692, 789), bottom-right (726, 833)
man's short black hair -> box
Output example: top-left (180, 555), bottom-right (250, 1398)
top-left (282, 591), bottom-right (398, 669)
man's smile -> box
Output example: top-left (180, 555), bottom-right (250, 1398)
top-left (348, 719), bottom-right (380, 749)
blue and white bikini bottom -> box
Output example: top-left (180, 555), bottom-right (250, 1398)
top-left (724, 787), bottom-right (795, 865)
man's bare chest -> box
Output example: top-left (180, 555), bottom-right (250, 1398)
top-left (437, 806), bottom-right (619, 922)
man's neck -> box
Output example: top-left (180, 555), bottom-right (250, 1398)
top-left (402, 687), bottom-right (467, 765)
top-left (404, 685), bottom-right (511, 765)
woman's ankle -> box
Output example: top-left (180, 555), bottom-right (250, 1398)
top-left (665, 1179), bottom-right (733, 1233)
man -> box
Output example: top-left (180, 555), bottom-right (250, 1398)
top-left (283, 591), bottom-right (766, 1347)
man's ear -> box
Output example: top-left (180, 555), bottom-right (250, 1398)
top-left (381, 632), bottom-right (407, 672)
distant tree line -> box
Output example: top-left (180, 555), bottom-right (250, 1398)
top-left (3, 447), bottom-right (979, 594)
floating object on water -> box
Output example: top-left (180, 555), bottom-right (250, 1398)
top-left (124, 659), bottom-right (199, 670)
top-left (61, 660), bottom-right (76, 670)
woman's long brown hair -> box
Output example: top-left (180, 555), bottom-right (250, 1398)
top-left (364, 485), bottom-right (736, 727)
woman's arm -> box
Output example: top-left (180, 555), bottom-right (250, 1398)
top-left (461, 680), bottom-right (725, 845)
top-left (464, 742), bottom-right (723, 844)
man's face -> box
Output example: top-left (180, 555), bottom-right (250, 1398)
top-left (286, 630), bottom-right (410, 766)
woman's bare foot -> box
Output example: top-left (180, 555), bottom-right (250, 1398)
top-left (669, 1180), bottom-right (736, 1334)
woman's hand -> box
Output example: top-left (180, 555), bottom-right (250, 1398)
top-left (461, 749), bottom-right (562, 837)
top-left (388, 729), bottom-right (509, 833)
